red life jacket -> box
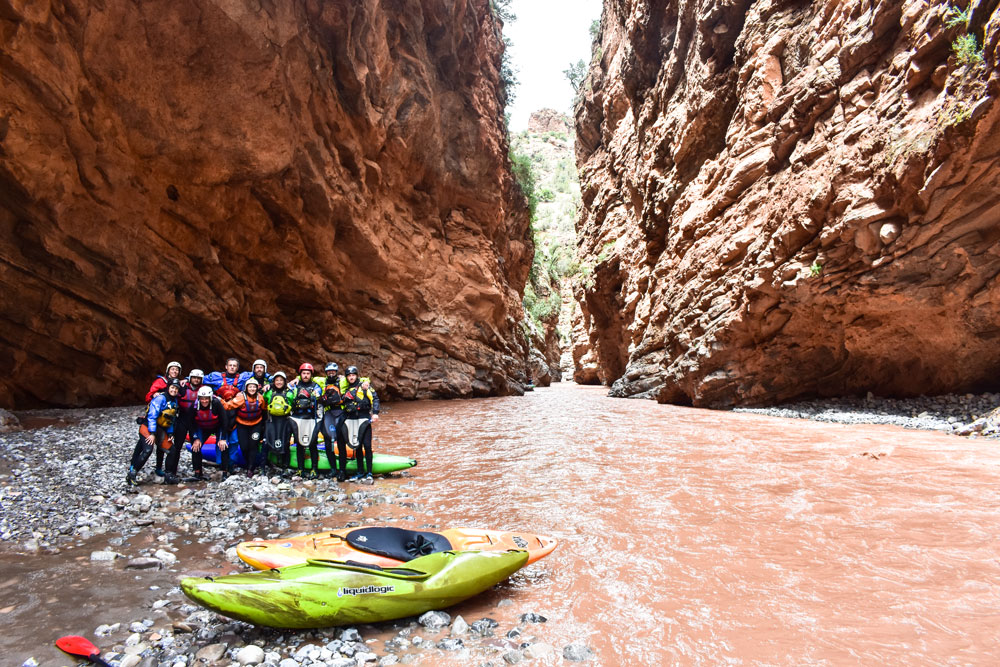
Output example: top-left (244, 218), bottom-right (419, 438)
top-left (195, 404), bottom-right (221, 431)
top-left (178, 383), bottom-right (200, 412)
top-left (237, 392), bottom-right (264, 424)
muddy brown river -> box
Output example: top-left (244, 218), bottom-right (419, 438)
top-left (5, 382), bottom-right (1000, 664)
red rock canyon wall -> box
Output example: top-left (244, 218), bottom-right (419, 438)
top-left (574, 0), bottom-right (1000, 406)
top-left (0, 0), bottom-right (532, 408)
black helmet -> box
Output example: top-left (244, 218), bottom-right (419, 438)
top-left (324, 362), bottom-right (339, 373)
top-left (165, 378), bottom-right (182, 393)
top-left (346, 365), bottom-right (359, 376)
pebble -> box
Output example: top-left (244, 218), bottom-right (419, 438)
top-left (450, 615), bottom-right (469, 636)
top-left (154, 548), bottom-right (177, 566)
top-left (90, 550), bottom-right (120, 561)
top-left (125, 557), bottom-right (162, 570)
top-left (519, 613), bottom-right (547, 624)
top-left (118, 656), bottom-right (142, 667)
top-left (523, 643), bottom-right (554, 659)
top-left (195, 643), bottom-right (227, 662)
top-left (563, 642), bottom-right (595, 661)
top-left (235, 644), bottom-right (265, 665)
top-left (418, 610), bottom-right (450, 630)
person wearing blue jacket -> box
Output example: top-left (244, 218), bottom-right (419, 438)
top-left (204, 357), bottom-right (242, 401)
top-left (126, 378), bottom-right (181, 487)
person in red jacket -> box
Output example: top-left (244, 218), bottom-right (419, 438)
top-left (224, 377), bottom-right (266, 477)
top-left (145, 361), bottom-right (182, 403)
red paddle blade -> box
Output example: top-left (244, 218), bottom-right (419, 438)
top-left (55, 635), bottom-right (99, 657)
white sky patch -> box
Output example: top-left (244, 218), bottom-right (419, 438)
top-left (502, 0), bottom-right (603, 131)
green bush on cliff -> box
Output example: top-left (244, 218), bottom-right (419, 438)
top-left (510, 149), bottom-right (538, 216)
top-left (952, 34), bottom-right (983, 66)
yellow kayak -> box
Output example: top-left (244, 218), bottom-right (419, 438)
top-left (237, 526), bottom-right (557, 570)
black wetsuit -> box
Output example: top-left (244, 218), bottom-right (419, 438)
top-left (128, 393), bottom-right (178, 481)
top-left (339, 381), bottom-right (380, 476)
top-left (264, 387), bottom-right (295, 470)
top-left (289, 382), bottom-right (322, 472)
top-left (166, 380), bottom-right (201, 476)
top-left (319, 378), bottom-right (344, 474)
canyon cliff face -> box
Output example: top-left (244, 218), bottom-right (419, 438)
top-left (575, 0), bottom-right (1000, 406)
top-left (0, 0), bottom-right (532, 409)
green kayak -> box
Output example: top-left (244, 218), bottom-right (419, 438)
top-left (180, 550), bottom-right (528, 628)
top-left (272, 447), bottom-right (417, 474)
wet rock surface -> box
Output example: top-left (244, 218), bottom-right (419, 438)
top-left (574, 0), bottom-right (1000, 406)
top-left (0, 0), bottom-right (532, 410)
top-left (0, 408), bottom-right (562, 665)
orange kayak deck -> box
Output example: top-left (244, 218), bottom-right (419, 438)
top-left (237, 527), bottom-right (558, 570)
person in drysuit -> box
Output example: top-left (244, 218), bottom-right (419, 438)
top-left (205, 357), bottom-right (242, 401)
top-left (190, 386), bottom-right (232, 480)
top-left (339, 366), bottom-right (380, 482)
top-left (224, 377), bottom-right (266, 477)
top-left (318, 362), bottom-right (345, 479)
top-left (289, 363), bottom-right (322, 478)
top-left (264, 371), bottom-right (295, 472)
top-left (163, 368), bottom-right (205, 484)
top-left (127, 378), bottom-right (181, 487)
top-left (145, 361), bottom-right (183, 403)
top-left (239, 359), bottom-right (270, 391)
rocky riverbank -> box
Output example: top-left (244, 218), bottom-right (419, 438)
top-left (734, 392), bottom-right (1000, 438)
top-left (1, 408), bottom-right (581, 666)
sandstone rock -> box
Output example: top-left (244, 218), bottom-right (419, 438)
top-left (573, 0), bottom-right (1000, 406)
top-left (0, 0), bottom-right (532, 410)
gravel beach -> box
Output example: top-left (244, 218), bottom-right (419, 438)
top-left (734, 391), bottom-right (1000, 437)
top-left (0, 407), bottom-right (568, 667)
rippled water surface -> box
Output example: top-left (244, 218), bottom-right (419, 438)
top-left (379, 383), bottom-right (1000, 664)
top-left (5, 382), bottom-right (1000, 664)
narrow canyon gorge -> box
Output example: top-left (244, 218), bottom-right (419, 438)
top-left (573, 0), bottom-right (1000, 406)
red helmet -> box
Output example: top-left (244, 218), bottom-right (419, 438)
top-left (298, 363), bottom-right (314, 373)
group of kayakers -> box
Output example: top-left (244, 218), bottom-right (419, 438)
top-left (127, 358), bottom-right (380, 487)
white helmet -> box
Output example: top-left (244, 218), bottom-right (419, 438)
top-left (189, 369), bottom-right (204, 379)
top-left (166, 361), bottom-right (182, 373)
top-left (253, 359), bottom-right (267, 372)
top-left (272, 371), bottom-right (287, 380)
top-left (244, 377), bottom-right (260, 389)
top-left (197, 386), bottom-right (214, 398)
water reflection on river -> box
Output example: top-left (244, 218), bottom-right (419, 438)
top-left (6, 382), bottom-right (1000, 664)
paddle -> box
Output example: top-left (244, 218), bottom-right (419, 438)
top-left (55, 636), bottom-right (114, 667)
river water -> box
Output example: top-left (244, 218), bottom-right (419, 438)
top-left (6, 382), bottom-right (1000, 664)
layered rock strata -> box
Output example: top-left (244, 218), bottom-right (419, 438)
top-left (575, 0), bottom-right (1000, 405)
top-left (0, 0), bottom-right (531, 409)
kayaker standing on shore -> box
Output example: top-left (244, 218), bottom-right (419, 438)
top-left (289, 363), bottom-right (323, 478)
top-left (340, 366), bottom-right (380, 483)
top-left (190, 386), bottom-right (232, 480)
top-left (127, 378), bottom-right (181, 487)
top-left (205, 357), bottom-right (242, 402)
top-left (318, 362), bottom-right (345, 480)
top-left (163, 369), bottom-right (205, 484)
top-left (264, 371), bottom-right (294, 472)
top-left (241, 359), bottom-right (270, 391)
top-left (145, 361), bottom-right (182, 403)
top-left (225, 377), bottom-right (266, 477)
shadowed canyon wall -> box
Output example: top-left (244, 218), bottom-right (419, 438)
top-left (0, 0), bottom-right (532, 409)
top-left (574, 0), bottom-right (1000, 406)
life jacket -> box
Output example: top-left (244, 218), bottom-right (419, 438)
top-left (292, 383), bottom-right (319, 413)
top-left (195, 401), bottom-right (222, 431)
top-left (268, 394), bottom-right (292, 417)
top-left (178, 382), bottom-right (201, 412)
top-left (236, 392), bottom-right (264, 424)
top-left (217, 382), bottom-right (239, 401)
top-left (342, 385), bottom-right (374, 414)
top-left (156, 403), bottom-right (179, 428)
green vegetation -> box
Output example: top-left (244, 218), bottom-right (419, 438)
top-left (597, 241), bottom-right (615, 263)
top-left (952, 34), bottom-right (983, 66)
top-left (944, 5), bottom-right (970, 29)
top-left (490, 0), bottom-right (516, 22)
top-left (563, 59), bottom-right (587, 93)
top-left (809, 261), bottom-right (823, 278)
top-left (589, 19), bottom-right (600, 42)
